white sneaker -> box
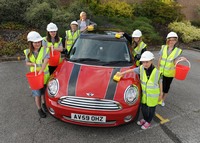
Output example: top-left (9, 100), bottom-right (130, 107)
top-left (161, 101), bottom-right (165, 107)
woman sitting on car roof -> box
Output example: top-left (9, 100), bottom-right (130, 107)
top-left (77, 11), bottom-right (97, 32)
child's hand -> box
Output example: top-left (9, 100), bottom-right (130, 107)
top-left (31, 63), bottom-right (36, 67)
top-left (116, 72), bottom-right (123, 77)
top-left (118, 32), bottom-right (124, 36)
top-left (38, 70), bottom-right (43, 75)
top-left (51, 45), bottom-right (54, 51)
top-left (179, 57), bottom-right (187, 61)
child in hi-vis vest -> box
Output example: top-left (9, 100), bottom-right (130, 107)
top-left (24, 31), bottom-right (50, 118)
top-left (116, 51), bottom-right (162, 129)
top-left (119, 29), bottom-right (147, 66)
top-left (43, 22), bottom-right (63, 75)
top-left (158, 32), bottom-right (186, 106)
top-left (65, 21), bottom-right (80, 52)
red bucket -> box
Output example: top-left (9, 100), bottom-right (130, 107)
top-left (175, 59), bottom-right (190, 80)
top-left (26, 72), bottom-right (44, 90)
top-left (49, 50), bottom-right (60, 66)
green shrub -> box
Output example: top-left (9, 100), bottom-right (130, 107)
top-left (159, 0), bottom-right (174, 4)
top-left (90, 0), bottom-right (133, 18)
top-left (98, 16), bottom-right (162, 45)
top-left (24, 2), bottom-right (53, 29)
top-left (0, 42), bottom-right (18, 56)
top-left (67, 0), bottom-right (92, 21)
top-left (0, 0), bottom-right (33, 23)
top-left (42, 0), bottom-right (59, 9)
top-left (131, 17), bottom-right (162, 44)
top-left (0, 32), bottom-right (28, 56)
top-left (191, 20), bottom-right (200, 28)
top-left (168, 21), bottom-right (200, 43)
top-left (51, 8), bottom-right (71, 37)
top-left (134, 0), bottom-right (183, 25)
top-left (197, 6), bottom-right (200, 16)
top-left (29, 0), bottom-right (60, 9)
top-left (0, 0), bottom-right (60, 25)
top-left (52, 9), bottom-right (70, 24)
top-left (0, 22), bottom-right (27, 30)
top-left (191, 6), bottom-right (200, 27)
top-left (0, 36), bottom-right (6, 56)
top-left (1, 41), bottom-right (27, 56)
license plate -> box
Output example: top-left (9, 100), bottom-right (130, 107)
top-left (71, 113), bottom-right (106, 123)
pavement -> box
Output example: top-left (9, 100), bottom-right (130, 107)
top-left (0, 49), bottom-right (200, 143)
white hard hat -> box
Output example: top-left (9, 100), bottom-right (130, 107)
top-left (71, 21), bottom-right (78, 25)
top-left (46, 22), bottom-right (58, 32)
top-left (140, 51), bottom-right (154, 61)
top-left (132, 29), bottom-right (142, 37)
top-left (27, 31), bottom-right (43, 42)
top-left (166, 32), bottom-right (178, 39)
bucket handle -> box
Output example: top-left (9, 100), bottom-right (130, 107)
top-left (51, 45), bottom-right (54, 57)
top-left (175, 59), bottom-right (191, 68)
top-left (34, 64), bottom-right (37, 76)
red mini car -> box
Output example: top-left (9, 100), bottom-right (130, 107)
top-left (45, 33), bottom-right (141, 127)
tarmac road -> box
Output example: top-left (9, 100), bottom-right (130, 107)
top-left (0, 49), bottom-right (200, 143)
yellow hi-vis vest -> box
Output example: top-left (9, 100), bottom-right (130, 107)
top-left (132, 41), bottom-right (147, 66)
top-left (24, 47), bottom-right (50, 84)
top-left (43, 37), bottom-right (63, 63)
top-left (159, 45), bottom-right (182, 77)
top-left (140, 65), bottom-right (160, 107)
top-left (65, 30), bottom-right (80, 52)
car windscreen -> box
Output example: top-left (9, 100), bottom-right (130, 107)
top-left (69, 38), bottom-right (132, 66)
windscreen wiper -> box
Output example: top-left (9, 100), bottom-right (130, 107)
top-left (102, 61), bottom-right (130, 66)
top-left (70, 58), bottom-right (100, 62)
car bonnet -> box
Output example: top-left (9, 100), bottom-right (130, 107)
top-left (54, 61), bottom-right (139, 103)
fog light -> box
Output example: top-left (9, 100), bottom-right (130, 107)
top-left (124, 115), bottom-right (133, 122)
top-left (49, 107), bottom-right (55, 115)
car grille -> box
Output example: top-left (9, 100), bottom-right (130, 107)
top-left (58, 96), bottom-right (122, 111)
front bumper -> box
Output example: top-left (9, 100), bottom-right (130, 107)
top-left (46, 97), bottom-right (140, 127)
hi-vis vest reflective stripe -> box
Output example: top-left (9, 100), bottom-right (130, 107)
top-left (24, 47), bottom-right (50, 84)
top-left (140, 65), bottom-right (160, 107)
top-left (133, 41), bottom-right (147, 56)
top-left (65, 30), bottom-right (80, 51)
top-left (132, 41), bottom-right (147, 66)
top-left (43, 37), bottom-right (63, 63)
top-left (159, 45), bottom-right (182, 77)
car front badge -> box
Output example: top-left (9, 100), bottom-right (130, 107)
top-left (86, 92), bottom-right (94, 96)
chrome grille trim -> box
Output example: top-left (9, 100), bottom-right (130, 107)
top-left (58, 96), bottom-right (122, 111)
top-left (63, 116), bottom-right (116, 125)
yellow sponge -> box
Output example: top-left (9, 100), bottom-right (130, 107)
top-left (113, 72), bottom-right (122, 82)
top-left (87, 25), bottom-right (94, 31)
top-left (115, 33), bottom-right (121, 39)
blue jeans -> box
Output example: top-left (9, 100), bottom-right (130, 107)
top-left (32, 86), bottom-right (46, 97)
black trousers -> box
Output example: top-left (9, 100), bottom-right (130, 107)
top-left (163, 76), bottom-right (173, 93)
top-left (141, 103), bottom-right (156, 123)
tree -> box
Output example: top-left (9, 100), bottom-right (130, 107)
top-left (0, 0), bottom-right (33, 23)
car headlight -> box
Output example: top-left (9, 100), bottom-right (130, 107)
top-left (47, 79), bottom-right (59, 97)
top-left (124, 85), bottom-right (139, 105)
